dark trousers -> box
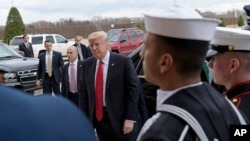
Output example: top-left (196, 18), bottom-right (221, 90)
top-left (43, 73), bottom-right (60, 95)
top-left (94, 108), bottom-right (137, 141)
top-left (68, 92), bottom-right (79, 107)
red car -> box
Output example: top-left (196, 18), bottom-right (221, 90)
top-left (108, 28), bottom-right (144, 56)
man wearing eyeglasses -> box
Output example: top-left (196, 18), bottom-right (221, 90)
top-left (73, 35), bottom-right (92, 61)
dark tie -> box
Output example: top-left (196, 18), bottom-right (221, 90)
top-left (95, 61), bottom-right (103, 121)
top-left (70, 64), bottom-right (77, 93)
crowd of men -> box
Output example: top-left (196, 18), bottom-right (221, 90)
top-left (1, 3), bottom-right (250, 141)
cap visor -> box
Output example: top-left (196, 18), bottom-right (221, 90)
top-left (206, 49), bottom-right (219, 61)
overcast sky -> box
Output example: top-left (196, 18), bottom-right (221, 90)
top-left (0, 0), bottom-right (249, 26)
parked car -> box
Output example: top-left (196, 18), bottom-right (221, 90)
top-left (0, 42), bottom-right (41, 95)
top-left (108, 28), bottom-right (144, 56)
top-left (128, 44), bottom-right (212, 117)
top-left (9, 34), bottom-right (74, 60)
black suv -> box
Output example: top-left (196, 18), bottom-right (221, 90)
top-left (128, 44), bottom-right (211, 117)
top-left (0, 42), bottom-right (41, 94)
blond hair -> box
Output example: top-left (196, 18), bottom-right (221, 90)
top-left (88, 31), bottom-right (108, 43)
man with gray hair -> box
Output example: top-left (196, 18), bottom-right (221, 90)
top-left (73, 35), bottom-right (92, 61)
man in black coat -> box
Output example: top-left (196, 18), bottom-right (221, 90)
top-left (79, 31), bottom-right (139, 141)
top-left (73, 35), bottom-right (92, 61)
top-left (18, 34), bottom-right (34, 57)
top-left (36, 40), bottom-right (64, 95)
top-left (61, 46), bottom-right (83, 107)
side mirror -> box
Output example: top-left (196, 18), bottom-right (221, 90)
top-left (18, 51), bottom-right (25, 56)
top-left (65, 40), bottom-right (68, 43)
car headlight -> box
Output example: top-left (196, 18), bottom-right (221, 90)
top-left (0, 73), bottom-right (18, 83)
top-left (3, 73), bottom-right (16, 79)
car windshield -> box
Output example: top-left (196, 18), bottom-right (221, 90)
top-left (10, 37), bottom-right (23, 46)
top-left (0, 43), bottom-right (22, 59)
top-left (108, 32), bottom-right (120, 42)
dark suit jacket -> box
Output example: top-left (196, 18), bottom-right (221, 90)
top-left (19, 42), bottom-right (34, 57)
top-left (36, 50), bottom-right (64, 83)
top-left (137, 78), bottom-right (149, 129)
top-left (224, 81), bottom-right (250, 120)
top-left (61, 60), bottom-right (83, 98)
top-left (79, 53), bottom-right (139, 138)
top-left (0, 85), bottom-right (97, 141)
top-left (73, 43), bottom-right (92, 60)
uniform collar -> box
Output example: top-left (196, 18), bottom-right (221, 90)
top-left (224, 80), bottom-right (250, 99)
top-left (156, 82), bottom-right (202, 108)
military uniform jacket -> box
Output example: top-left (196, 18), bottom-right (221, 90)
top-left (224, 80), bottom-right (250, 120)
top-left (137, 83), bottom-right (245, 141)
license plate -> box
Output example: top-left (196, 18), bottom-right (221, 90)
top-left (34, 89), bottom-right (43, 96)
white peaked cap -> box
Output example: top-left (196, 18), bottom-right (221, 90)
top-left (207, 27), bottom-right (250, 58)
top-left (211, 27), bottom-right (250, 51)
top-left (143, 4), bottom-right (221, 41)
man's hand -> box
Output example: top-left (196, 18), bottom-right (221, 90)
top-left (123, 119), bottom-right (134, 134)
top-left (36, 80), bottom-right (41, 87)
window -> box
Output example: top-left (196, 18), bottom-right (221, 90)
top-left (121, 34), bottom-right (129, 42)
top-left (138, 31), bottom-right (144, 39)
top-left (129, 31), bottom-right (137, 41)
top-left (132, 49), bottom-right (144, 76)
top-left (32, 36), bottom-right (43, 44)
top-left (55, 35), bottom-right (67, 43)
top-left (107, 30), bottom-right (122, 40)
top-left (10, 37), bottom-right (23, 46)
top-left (0, 43), bottom-right (20, 57)
top-left (108, 33), bottom-right (120, 42)
top-left (46, 36), bottom-right (55, 43)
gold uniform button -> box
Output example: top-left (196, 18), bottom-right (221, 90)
top-left (232, 98), bottom-right (238, 103)
top-left (228, 45), bottom-right (234, 51)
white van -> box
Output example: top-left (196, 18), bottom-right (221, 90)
top-left (9, 34), bottom-right (74, 59)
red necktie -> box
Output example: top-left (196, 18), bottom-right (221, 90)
top-left (95, 61), bottom-right (103, 121)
